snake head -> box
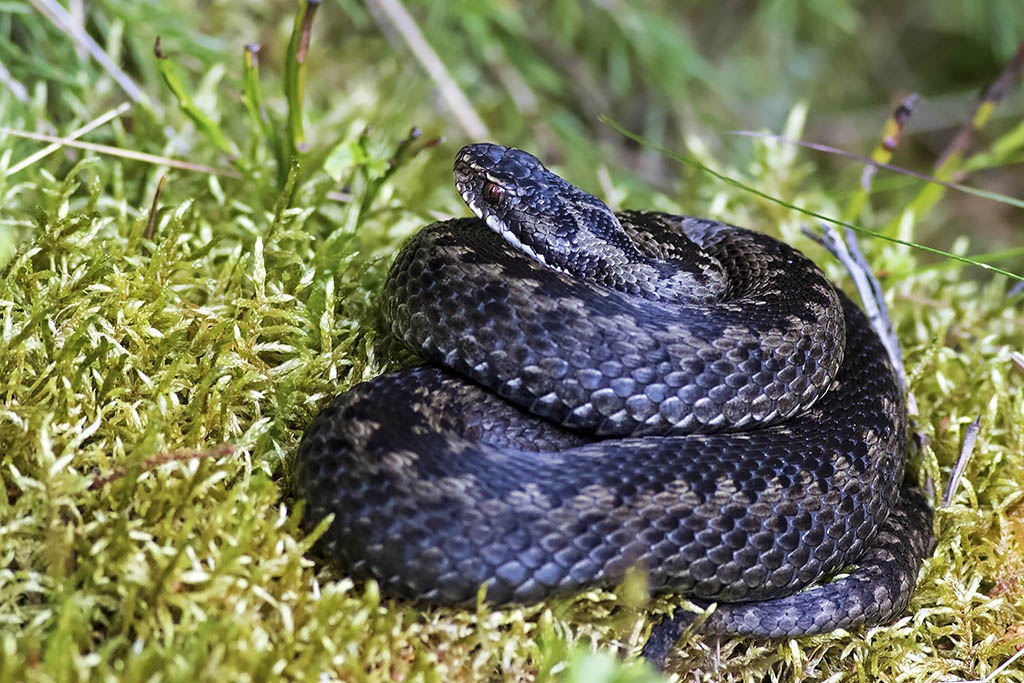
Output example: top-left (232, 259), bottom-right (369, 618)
top-left (454, 143), bottom-right (639, 274)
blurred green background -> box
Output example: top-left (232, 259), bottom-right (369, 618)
top-left (2, 0), bottom-right (1022, 266)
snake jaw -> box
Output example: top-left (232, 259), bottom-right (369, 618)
top-left (460, 191), bottom-right (552, 268)
top-left (481, 210), bottom-right (552, 268)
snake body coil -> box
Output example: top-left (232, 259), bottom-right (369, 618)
top-left (295, 144), bottom-right (932, 638)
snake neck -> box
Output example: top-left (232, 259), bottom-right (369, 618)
top-left (455, 143), bottom-right (725, 303)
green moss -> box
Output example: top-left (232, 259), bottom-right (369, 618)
top-left (3, 173), bottom-right (1022, 678)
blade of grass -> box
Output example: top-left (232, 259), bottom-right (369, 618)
top-left (935, 40), bottom-right (1024, 171)
top-left (154, 37), bottom-right (244, 171)
top-left (898, 38), bottom-right (1024, 239)
top-left (284, 0), bottom-right (322, 160)
top-left (0, 58), bottom-right (29, 102)
top-left (961, 117), bottom-right (1024, 173)
top-left (902, 245), bottom-right (1024, 279)
top-left (848, 93), bottom-right (921, 221)
top-left (241, 44), bottom-right (284, 183)
top-left (728, 131), bottom-right (1024, 211)
top-left (602, 117), bottom-right (1024, 284)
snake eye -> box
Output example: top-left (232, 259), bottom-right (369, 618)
top-left (483, 182), bottom-right (505, 204)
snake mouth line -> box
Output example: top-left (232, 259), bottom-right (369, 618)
top-left (460, 191), bottom-right (553, 269)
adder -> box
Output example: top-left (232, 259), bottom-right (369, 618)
top-left (294, 143), bottom-right (933, 662)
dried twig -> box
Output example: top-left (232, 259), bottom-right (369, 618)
top-left (89, 444), bottom-right (235, 490)
top-left (1011, 350), bottom-right (1024, 374)
top-left (144, 175), bottom-right (168, 241)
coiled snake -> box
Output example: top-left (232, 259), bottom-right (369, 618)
top-left (295, 143), bottom-right (933, 651)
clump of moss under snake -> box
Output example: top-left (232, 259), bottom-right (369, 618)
top-left (294, 143), bottom-right (934, 660)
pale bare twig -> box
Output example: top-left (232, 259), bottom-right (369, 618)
top-left (365, 0), bottom-right (488, 140)
top-left (938, 646), bottom-right (1024, 683)
top-left (0, 127), bottom-right (241, 178)
top-left (69, 0), bottom-right (86, 60)
top-left (5, 102), bottom-right (132, 177)
top-left (1011, 350), bottom-right (1024, 373)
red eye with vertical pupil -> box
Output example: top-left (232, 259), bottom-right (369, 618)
top-left (483, 182), bottom-right (504, 204)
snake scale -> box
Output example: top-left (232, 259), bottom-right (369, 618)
top-left (295, 143), bottom-right (933, 645)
